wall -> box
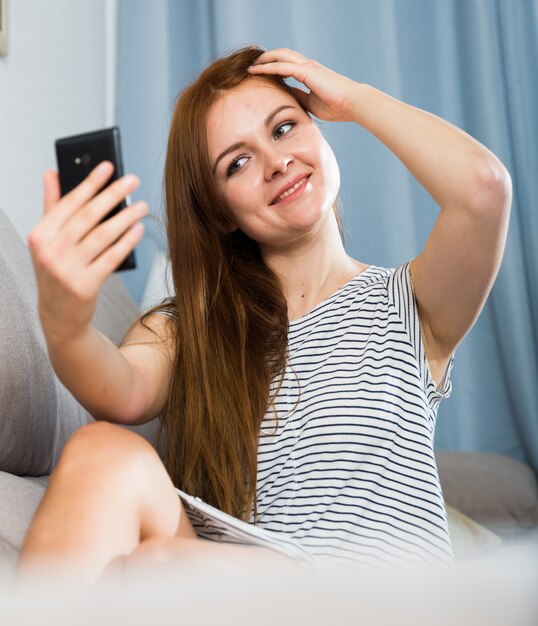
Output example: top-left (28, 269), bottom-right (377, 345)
top-left (0, 0), bottom-right (114, 262)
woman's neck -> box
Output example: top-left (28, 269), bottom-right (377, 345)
top-left (261, 214), bottom-right (367, 321)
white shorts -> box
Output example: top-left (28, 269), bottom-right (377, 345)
top-left (176, 488), bottom-right (319, 572)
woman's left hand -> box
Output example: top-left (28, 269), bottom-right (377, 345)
top-left (247, 48), bottom-right (360, 123)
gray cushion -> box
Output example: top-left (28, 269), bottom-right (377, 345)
top-left (0, 207), bottom-right (73, 476)
top-left (436, 450), bottom-right (538, 538)
top-left (0, 472), bottom-right (48, 574)
top-left (0, 206), bottom-right (158, 477)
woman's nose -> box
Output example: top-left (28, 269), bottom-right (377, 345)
top-left (264, 148), bottom-right (292, 180)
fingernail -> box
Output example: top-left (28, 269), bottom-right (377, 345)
top-left (96, 161), bottom-right (112, 175)
top-left (121, 174), bottom-right (138, 188)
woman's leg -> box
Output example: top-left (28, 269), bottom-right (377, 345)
top-left (18, 421), bottom-right (196, 584)
top-left (19, 421), bottom-right (304, 586)
top-left (117, 533), bottom-right (305, 577)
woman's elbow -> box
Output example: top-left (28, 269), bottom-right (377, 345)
top-left (467, 156), bottom-right (513, 215)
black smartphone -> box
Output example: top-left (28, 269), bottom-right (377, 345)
top-left (55, 126), bottom-right (136, 272)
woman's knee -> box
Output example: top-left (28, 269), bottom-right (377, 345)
top-left (56, 421), bottom-right (159, 477)
top-left (52, 422), bottom-right (181, 536)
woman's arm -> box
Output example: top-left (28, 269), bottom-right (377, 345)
top-left (47, 314), bottom-right (174, 425)
top-left (344, 83), bottom-right (512, 356)
top-left (249, 49), bottom-right (512, 355)
top-left (344, 83), bottom-right (510, 214)
top-left (28, 162), bottom-right (169, 425)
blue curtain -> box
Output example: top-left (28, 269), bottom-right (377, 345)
top-left (116, 0), bottom-right (538, 474)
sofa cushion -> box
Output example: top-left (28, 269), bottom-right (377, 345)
top-left (436, 450), bottom-right (538, 539)
top-left (445, 504), bottom-right (502, 561)
top-left (0, 472), bottom-right (48, 575)
top-left (0, 206), bottom-right (157, 476)
top-left (0, 207), bottom-right (76, 476)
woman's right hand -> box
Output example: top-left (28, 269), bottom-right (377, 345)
top-left (28, 161), bottom-right (148, 345)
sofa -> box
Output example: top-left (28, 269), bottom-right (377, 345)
top-left (0, 206), bottom-right (159, 577)
top-left (1, 205), bottom-right (538, 581)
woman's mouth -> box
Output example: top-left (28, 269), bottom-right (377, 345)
top-left (271, 175), bottom-right (311, 205)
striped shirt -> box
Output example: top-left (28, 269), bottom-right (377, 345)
top-left (247, 260), bottom-right (455, 570)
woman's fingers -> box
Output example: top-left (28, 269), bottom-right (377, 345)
top-left (60, 161), bottom-right (115, 216)
top-left (249, 49), bottom-right (311, 82)
top-left (249, 60), bottom-right (309, 83)
top-left (60, 173), bottom-right (140, 246)
top-left (30, 164), bottom-right (145, 284)
top-left (35, 161), bottom-right (116, 242)
top-left (77, 200), bottom-right (148, 267)
top-left (249, 48), bottom-right (356, 123)
top-left (31, 169), bottom-right (141, 274)
top-left (289, 86), bottom-right (311, 110)
top-left (252, 48), bottom-right (307, 65)
top-left (43, 170), bottom-right (61, 213)
top-left (83, 220), bottom-right (145, 289)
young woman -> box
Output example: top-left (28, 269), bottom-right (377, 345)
top-left (20, 46), bottom-right (511, 583)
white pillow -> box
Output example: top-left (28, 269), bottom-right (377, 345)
top-left (446, 504), bottom-right (503, 561)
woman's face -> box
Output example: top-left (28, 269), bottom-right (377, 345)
top-left (206, 78), bottom-right (340, 249)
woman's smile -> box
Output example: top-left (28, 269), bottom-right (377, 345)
top-left (270, 174), bottom-right (312, 205)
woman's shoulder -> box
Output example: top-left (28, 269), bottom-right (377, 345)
top-left (348, 261), bottom-right (395, 287)
top-left (121, 302), bottom-right (178, 355)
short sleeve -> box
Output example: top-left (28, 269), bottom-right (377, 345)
top-left (387, 259), bottom-right (455, 410)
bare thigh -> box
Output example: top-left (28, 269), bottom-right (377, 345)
top-left (19, 421), bottom-right (196, 581)
top-left (114, 534), bottom-right (304, 578)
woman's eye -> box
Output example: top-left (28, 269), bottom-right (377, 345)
top-left (226, 156), bottom-right (248, 177)
top-left (273, 122), bottom-right (295, 139)
top-left (224, 123), bottom-right (295, 177)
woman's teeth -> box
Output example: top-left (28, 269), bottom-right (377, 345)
top-left (273, 177), bottom-right (308, 204)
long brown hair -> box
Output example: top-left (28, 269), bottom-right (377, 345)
top-left (135, 45), bottom-right (344, 522)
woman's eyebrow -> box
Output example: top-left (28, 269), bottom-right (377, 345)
top-left (212, 104), bottom-right (297, 174)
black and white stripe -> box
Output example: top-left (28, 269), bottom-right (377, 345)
top-left (249, 260), bottom-right (455, 569)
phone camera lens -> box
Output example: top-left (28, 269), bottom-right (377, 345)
top-left (81, 153), bottom-right (92, 165)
